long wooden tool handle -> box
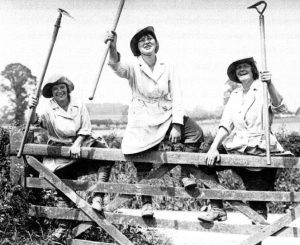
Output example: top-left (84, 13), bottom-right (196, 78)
top-left (259, 15), bottom-right (271, 165)
top-left (89, 0), bottom-right (126, 100)
top-left (17, 13), bottom-right (62, 158)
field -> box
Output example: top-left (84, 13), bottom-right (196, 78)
top-left (93, 116), bottom-right (300, 137)
top-left (198, 116), bottom-right (300, 135)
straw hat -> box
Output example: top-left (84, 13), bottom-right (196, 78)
top-left (42, 74), bottom-right (74, 98)
top-left (227, 57), bottom-right (259, 83)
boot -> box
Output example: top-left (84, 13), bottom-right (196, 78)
top-left (91, 195), bottom-right (103, 212)
top-left (141, 196), bottom-right (154, 218)
top-left (90, 163), bottom-right (112, 211)
top-left (141, 203), bottom-right (154, 218)
top-left (49, 221), bottom-right (69, 244)
top-left (197, 207), bottom-right (227, 223)
top-left (182, 177), bottom-right (197, 188)
top-left (181, 144), bottom-right (199, 188)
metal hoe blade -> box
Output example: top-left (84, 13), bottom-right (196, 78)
top-left (58, 8), bottom-right (74, 19)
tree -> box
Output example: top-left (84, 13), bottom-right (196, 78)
top-left (223, 79), bottom-right (241, 105)
top-left (0, 63), bottom-right (37, 124)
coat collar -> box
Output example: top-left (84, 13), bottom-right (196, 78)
top-left (49, 95), bottom-right (79, 119)
top-left (233, 80), bottom-right (260, 94)
top-left (137, 55), bottom-right (166, 82)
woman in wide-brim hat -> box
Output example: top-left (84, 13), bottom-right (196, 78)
top-left (197, 57), bottom-right (291, 223)
top-left (41, 74), bottom-right (74, 98)
top-left (28, 74), bottom-right (113, 242)
top-left (104, 27), bottom-right (204, 218)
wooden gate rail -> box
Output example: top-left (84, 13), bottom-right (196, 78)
top-left (9, 143), bottom-right (300, 169)
top-left (8, 128), bottom-right (300, 245)
top-left (26, 178), bottom-right (300, 202)
top-left (29, 205), bottom-right (300, 237)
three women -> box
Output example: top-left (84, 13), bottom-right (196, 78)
top-left (29, 27), bottom-right (289, 228)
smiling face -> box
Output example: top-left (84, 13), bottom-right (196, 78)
top-left (235, 63), bottom-right (254, 82)
top-left (51, 83), bottom-right (69, 104)
top-left (137, 33), bottom-right (157, 56)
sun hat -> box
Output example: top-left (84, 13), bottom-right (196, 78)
top-left (227, 57), bottom-right (259, 83)
top-left (130, 26), bottom-right (159, 56)
top-left (42, 74), bottom-right (74, 98)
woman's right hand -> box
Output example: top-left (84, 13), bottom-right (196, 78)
top-left (104, 30), bottom-right (117, 49)
top-left (28, 95), bottom-right (38, 108)
top-left (205, 148), bottom-right (220, 166)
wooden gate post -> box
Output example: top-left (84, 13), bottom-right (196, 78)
top-left (9, 127), bottom-right (33, 186)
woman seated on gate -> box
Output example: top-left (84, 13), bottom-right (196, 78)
top-left (105, 26), bottom-right (204, 218)
top-left (29, 74), bottom-right (113, 241)
top-left (197, 57), bottom-right (290, 223)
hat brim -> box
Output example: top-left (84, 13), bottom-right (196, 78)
top-left (42, 76), bottom-right (74, 98)
top-left (130, 26), bottom-right (159, 56)
top-left (227, 57), bottom-right (258, 83)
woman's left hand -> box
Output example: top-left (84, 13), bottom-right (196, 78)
top-left (260, 71), bottom-right (272, 84)
top-left (69, 143), bottom-right (81, 159)
top-left (169, 124), bottom-right (182, 144)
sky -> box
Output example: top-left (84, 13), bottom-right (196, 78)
top-left (1, 0), bottom-right (300, 112)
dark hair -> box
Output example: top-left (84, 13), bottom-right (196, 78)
top-left (51, 81), bottom-right (70, 95)
top-left (250, 64), bottom-right (259, 81)
top-left (135, 33), bottom-right (158, 56)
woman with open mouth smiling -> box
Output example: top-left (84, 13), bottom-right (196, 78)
top-left (105, 26), bottom-right (204, 218)
top-left (197, 57), bottom-right (291, 226)
top-left (28, 74), bottom-right (113, 243)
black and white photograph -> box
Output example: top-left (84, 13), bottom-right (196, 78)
top-left (0, 0), bottom-right (300, 244)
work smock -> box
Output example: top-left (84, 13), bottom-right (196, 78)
top-left (36, 95), bottom-right (95, 172)
top-left (108, 55), bottom-right (185, 154)
top-left (219, 80), bottom-right (286, 155)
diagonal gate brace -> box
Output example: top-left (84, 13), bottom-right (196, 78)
top-left (25, 156), bottom-right (134, 245)
top-left (238, 203), bottom-right (300, 245)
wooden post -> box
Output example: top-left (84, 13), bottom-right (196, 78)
top-left (9, 127), bottom-right (33, 186)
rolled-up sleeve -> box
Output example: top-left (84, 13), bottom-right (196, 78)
top-left (270, 99), bottom-right (288, 114)
top-left (78, 103), bottom-right (92, 136)
top-left (169, 64), bottom-right (184, 125)
top-left (219, 96), bottom-right (234, 134)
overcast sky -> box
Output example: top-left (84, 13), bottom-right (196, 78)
top-left (1, 0), bottom-right (300, 112)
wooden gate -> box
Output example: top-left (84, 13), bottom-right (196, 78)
top-left (8, 127), bottom-right (300, 245)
